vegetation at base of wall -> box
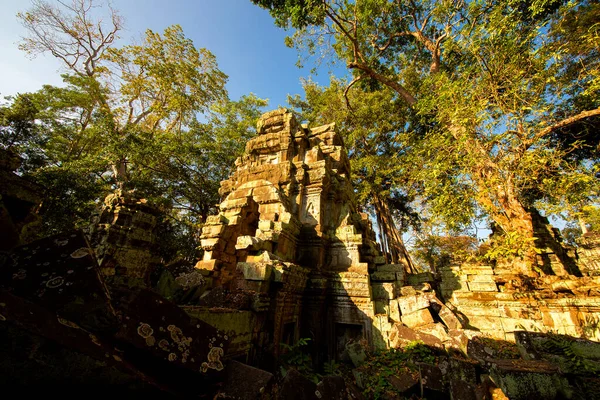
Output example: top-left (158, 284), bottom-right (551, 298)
top-left (279, 337), bottom-right (321, 383)
top-left (541, 334), bottom-right (600, 375)
top-left (471, 336), bottom-right (522, 360)
top-left (356, 341), bottom-right (436, 399)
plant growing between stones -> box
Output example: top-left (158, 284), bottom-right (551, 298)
top-left (541, 334), bottom-right (600, 375)
top-left (358, 341), bottom-right (436, 399)
top-left (279, 337), bottom-right (321, 383)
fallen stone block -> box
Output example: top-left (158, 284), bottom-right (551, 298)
top-left (238, 261), bottom-right (273, 281)
top-left (389, 324), bottom-right (444, 349)
top-left (418, 323), bottom-right (450, 343)
top-left (401, 307), bottom-right (435, 328)
top-left (346, 340), bottom-right (368, 368)
top-left (427, 298), bottom-right (463, 330)
top-left (315, 375), bottom-right (347, 400)
top-left (113, 289), bottom-right (227, 376)
top-left (0, 289), bottom-right (170, 392)
top-left (279, 368), bottom-right (319, 400)
top-left (221, 360), bottom-right (273, 400)
top-left (397, 294), bottom-right (430, 315)
top-left (487, 359), bottom-right (571, 400)
top-left (514, 330), bottom-right (600, 374)
top-left (416, 362), bottom-right (445, 394)
top-left (0, 231), bottom-right (118, 333)
top-left (448, 357), bottom-right (478, 384)
top-left (387, 369), bottom-right (419, 394)
top-left (449, 379), bottom-right (477, 400)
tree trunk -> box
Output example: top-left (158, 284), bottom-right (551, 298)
top-left (112, 158), bottom-right (128, 189)
top-left (473, 166), bottom-right (538, 266)
top-left (579, 215), bottom-right (589, 235)
top-left (373, 193), bottom-right (417, 274)
top-left (473, 167), bottom-right (579, 274)
top-left (446, 124), bottom-right (542, 270)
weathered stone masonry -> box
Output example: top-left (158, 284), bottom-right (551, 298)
top-left (194, 109), bottom-right (409, 363)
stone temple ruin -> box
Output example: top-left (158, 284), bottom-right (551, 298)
top-left (195, 108), bottom-right (402, 362)
top-left (2, 109), bottom-right (600, 399)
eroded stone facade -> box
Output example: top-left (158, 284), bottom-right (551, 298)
top-left (194, 109), bottom-right (415, 362)
top-left (439, 262), bottom-right (600, 341)
top-left (577, 231), bottom-right (600, 275)
top-left (2, 109), bottom-right (600, 398)
top-left (89, 190), bottom-right (162, 287)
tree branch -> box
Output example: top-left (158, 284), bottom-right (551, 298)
top-left (536, 107), bottom-right (600, 140)
top-left (343, 75), bottom-right (362, 111)
top-left (347, 61), bottom-right (417, 106)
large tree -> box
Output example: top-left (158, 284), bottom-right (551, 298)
top-left (18, 0), bottom-right (228, 187)
top-left (6, 0), bottom-right (266, 245)
top-left (254, 0), bottom-right (600, 269)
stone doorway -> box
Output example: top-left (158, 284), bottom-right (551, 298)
top-left (335, 323), bottom-right (363, 362)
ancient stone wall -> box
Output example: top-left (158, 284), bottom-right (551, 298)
top-left (0, 149), bottom-right (43, 250)
top-left (194, 109), bottom-right (424, 363)
top-left (3, 109), bottom-right (600, 398)
top-left (440, 262), bottom-right (600, 342)
top-left (577, 232), bottom-right (600, 275)
top-left (89, 190), bottom-right (161, 287)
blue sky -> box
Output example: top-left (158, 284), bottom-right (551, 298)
top-left (0, 0), bottom-right (345, 107)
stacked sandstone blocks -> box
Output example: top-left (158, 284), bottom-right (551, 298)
top-left (194, 109), bottom-right (432, 358)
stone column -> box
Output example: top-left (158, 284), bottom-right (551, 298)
top-left (89, 190), bottom-right (161, 287)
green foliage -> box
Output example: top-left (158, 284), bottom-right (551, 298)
top-left (129, 93), bottom-right (267, 220)
top-left (251, 0), bottom-right (325, 29)
top-left (559, 205), bottom-right (600, 245)
top-left (413, 234), bottom-right (479, 270)
top-left (153, 212), bottom-right (201, 262)
top-left (580, 205), bottom-right (600, 232)
top-left (280, 337), bottom-right (321, 383)
top-left (358, 341), bottom-right (436, 399)
top-left (484, 230), bottom-right (538, 261)
top-left (6, 1), bottom-right (268, 258)
top-left (257, 0), bottom-right (600, 266)
top-left (323, 359), bottom-right (341, 376)
top-left (541, 334), bottom-right (600, 375)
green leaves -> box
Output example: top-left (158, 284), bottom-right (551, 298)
top-left (359, 342), bottom-right (437, 399)
top-left (9, 1), bottom-right (263, 259)
top-left (252, 0), bottom-right (326, 29)
top-left (105, 24), bottom-right (228, 133)
top-left (262, 0), bottom-right (600, 257)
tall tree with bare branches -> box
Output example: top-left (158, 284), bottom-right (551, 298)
top-left (17, 0), bottom-right (228, 187)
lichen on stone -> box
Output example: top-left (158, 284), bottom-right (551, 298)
top-left (137, 322), bottom-right (154, 338)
